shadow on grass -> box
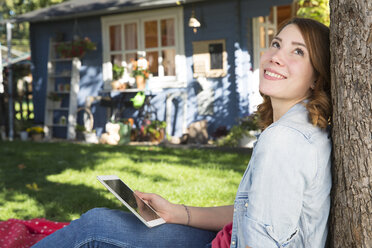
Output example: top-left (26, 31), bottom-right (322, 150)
top-left (1, 183), bottom-right (125, 221)
top-left (0, 141), bottom-right (250, 221)
top-left (123, 146), bottom-right (251, 174)
top-left (0, 141), bottom-right (136, 221)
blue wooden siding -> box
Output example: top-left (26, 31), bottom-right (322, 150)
top-left (29, 0), bottom-right (292, 138)
top-left (184, 1), bottom-right (239, 134)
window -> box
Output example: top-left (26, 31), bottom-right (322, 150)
top-left (252, 7), bottom-right (277, 70)
top-left (209, 43), bottom-right (223, 70)
top-left (101, 8), bottom-right (186, 90)
top-left (109, 22), bottom-right (138, 70)
top-left (192, 39), bottom-right (227, 78)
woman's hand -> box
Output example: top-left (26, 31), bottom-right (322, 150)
top-left (135, 191), bottom-right (234, 229)
top-left (134, 191), bottom-right (186, 224)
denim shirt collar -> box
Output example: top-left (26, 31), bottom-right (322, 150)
top-left (255, 101), bottom-right (309, 144)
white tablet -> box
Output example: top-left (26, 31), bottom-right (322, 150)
top-left (97, 175), bottom-right (166, 228)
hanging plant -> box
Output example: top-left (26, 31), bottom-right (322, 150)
top-left (55, 37), bottom-right (97, 58)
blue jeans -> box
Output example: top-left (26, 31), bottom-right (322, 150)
top-left (32, 208), bottom-right (217, 248)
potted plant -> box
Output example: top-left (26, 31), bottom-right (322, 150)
top-left (26, 126), bottom-right (44, 141)
top-left (143, 120), bottom-right (167, 143)
top-left (117, 118), bottom-right (133, 145)
top-left (111, 64), bottom-right (127, 90)
top-left (216, 114), bottom-right (260, 147)
top-left (75, 124), bottom-right (87, 141)
top-left (48, 92), bottom-right (62, 108)
top-left (75, 124), bottom-right (97, 143)
top-left (20, 130), bottom-right (29, 141)
top-left (55, 37), bottom-right (97, 58)
top-left (15, 119), bottom-right (33, 141)
top-left (131, 57), bottom-right (150, 90)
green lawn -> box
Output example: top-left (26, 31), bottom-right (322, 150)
top-left (0, 141), bottom-right (250, 222)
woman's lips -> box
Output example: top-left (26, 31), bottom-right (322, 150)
top-left (263, 69), bottom-right (287, 80)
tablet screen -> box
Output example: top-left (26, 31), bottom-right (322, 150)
top-left (103, 179), bottom-right (160, 221)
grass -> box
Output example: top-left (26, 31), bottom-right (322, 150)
top-left (0, 141), bottom-right (251, 222)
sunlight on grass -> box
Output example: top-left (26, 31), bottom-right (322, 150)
top-left (0, 190), bottom-right (45, 220)
top-left (0, 141), bottom-right (251, 221)
top-left (47, 163), bottom-right (242, 207)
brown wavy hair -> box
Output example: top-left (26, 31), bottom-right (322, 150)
top-left (256, 17), bottom-right (331, 130)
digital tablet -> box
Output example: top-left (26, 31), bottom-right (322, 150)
top-left (97, 175), bottom-right (166, 228)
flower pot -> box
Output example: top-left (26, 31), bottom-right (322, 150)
top-left (31, 133), bottom-right (43, 142)
top-left (239, 131), bottom-right (260, 148)
top-left (76, 131), bottom-right (98, 143)
top-left (135, 75), bottom-right (146, 90)
top-left (52, 100), bottom-right (62, 109)
top-left (111, 80), bottom-right (121, 90)
top-left (20, 131), bottom-right (28, 141)
top-left (84, 132), bottom-right (98, 143)
top-left (118, 82), bottom-right (128, 90)
top-left (76, 131), bottom-right (85, 141)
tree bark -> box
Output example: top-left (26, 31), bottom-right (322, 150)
top-left (329, 0), bottom-right (372, 247)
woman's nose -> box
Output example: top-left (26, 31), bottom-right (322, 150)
top-left (270, 51), bottom-right (284, 66)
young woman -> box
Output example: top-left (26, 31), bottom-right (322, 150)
top-left (33, 17), bottom-right (332, 248)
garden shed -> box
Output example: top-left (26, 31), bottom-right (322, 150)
top-left (11, 0), bottom-right (295, 140)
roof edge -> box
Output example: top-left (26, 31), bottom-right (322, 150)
top-left (4, 0), bottom-right (210, 24)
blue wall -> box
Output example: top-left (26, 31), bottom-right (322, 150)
top-left (184, 1), bottom-right (239, 134)
top-left (181, 0), bottom-right (292, 135)
top-left (29, 0), bottom-right (292, 138)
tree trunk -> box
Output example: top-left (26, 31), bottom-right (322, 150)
top-left (329, 0), bottom-right (372, 247)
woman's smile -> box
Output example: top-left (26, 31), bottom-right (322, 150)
top-left (263, 68), bottom-right (287, 80)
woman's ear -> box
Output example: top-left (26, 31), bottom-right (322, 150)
top-left (311, 74), bottom-right (319, 90)
top-left (311, 70), bottom-right (319, 89)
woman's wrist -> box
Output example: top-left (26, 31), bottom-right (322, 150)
top-left (169, 203), bottom-right (190, 225)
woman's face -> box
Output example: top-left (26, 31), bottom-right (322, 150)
top-left (259, 24), bottom-right (315, 105)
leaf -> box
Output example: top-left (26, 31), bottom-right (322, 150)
top-left (26, 182), bottom-right (40, 191)
top-left (17, 164), bottom-right (26, 170)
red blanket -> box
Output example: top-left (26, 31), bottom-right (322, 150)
top-left (0, 218), bottom-right (69, 248)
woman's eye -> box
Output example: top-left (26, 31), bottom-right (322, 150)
top-left (294, 48), bottom-right (304, 56)
top-left (271, 41), bottom-right (280, 48)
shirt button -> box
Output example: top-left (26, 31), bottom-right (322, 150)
top-left (234, 208), bottom-right (236, 212)
top-left (232, 241), bottom-right (236, 245)
top-left (245, 203), bottom-right (249, 207)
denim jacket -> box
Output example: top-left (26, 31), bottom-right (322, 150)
top-left (230, 102), bottom-right (332, 248)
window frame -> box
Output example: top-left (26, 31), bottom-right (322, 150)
top-left (141, 15), bottom-right (177, 78)
top-left (252, 7), bottom-right (277, 70)
top-left (101, 7), bottom-right (186, 90)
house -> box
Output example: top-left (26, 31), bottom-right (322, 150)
top-left (11, 0), bottom-right (296, 140)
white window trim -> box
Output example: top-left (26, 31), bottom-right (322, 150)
top-left (252, 7), bottom-right (277, 70)
top-left (101, 7), bottom-right (186, 90)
